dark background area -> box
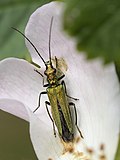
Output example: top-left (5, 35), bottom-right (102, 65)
top-left (0, 110), bottom-right (38, 160)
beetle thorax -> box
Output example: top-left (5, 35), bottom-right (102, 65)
top-left (44, 62), bottom-right (58, 86)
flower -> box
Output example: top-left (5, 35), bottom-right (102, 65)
top-left (0, 2), bottom-right (120, 160)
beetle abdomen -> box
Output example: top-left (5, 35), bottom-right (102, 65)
top-left (58, 104), bottom-right (74, 142)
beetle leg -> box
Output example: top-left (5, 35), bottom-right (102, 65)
top-left (45, 101), bottom-right (56, 137)
top-left (33, 91), bottom-right (47, 113)
top-left (34, 69), bottom-right (44, 77)
top-left (69, 102), bottom-right (84, 139)
top-left (58, 74), bottom-right (65, 81)
top-left (34, 69), bottom-right (49, 87)
top-left (43, 83), bottom-right (49, 87)
top-left (62, 81), bottom-right (79, 101)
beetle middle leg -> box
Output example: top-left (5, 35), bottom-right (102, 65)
top-left (33, 91), bottom-right (47, 113)
top-left (45, 101), bottom-right (56, 137)
top-left (69, 102), bottom-right (84, 139)
top-left (62, 81), bottom-right (79, 101)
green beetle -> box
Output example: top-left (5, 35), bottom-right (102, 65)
top-left (12, 17), bottom-right (83, 142)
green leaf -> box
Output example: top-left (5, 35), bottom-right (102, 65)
top-left (0, 0), bottom-right (50, 61)
top-left (64, 0), bottom-right (120, 63)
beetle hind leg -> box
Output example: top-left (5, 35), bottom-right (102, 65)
top-left (69, 102), bottom-right (84, 139)
top-left (45, 101), bottom-right (56, 137)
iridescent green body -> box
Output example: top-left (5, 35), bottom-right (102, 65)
top-left (47, 84), bottom-right (73, 137)
top-left (43, 61), bottom-right (74, 142)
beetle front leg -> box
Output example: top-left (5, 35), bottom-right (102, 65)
top-left (69, 102), bottom-right (84, 139)
top-left (34, 69), bottom-right (49, 87)
top-left (34, 69), bottom-right (44, 77)
top-left (58, 74), bottom-right (65, 81)
top-left (33, 91), bottom-right (47, 113)
top-left (45, 101), bottom-right (56, 137)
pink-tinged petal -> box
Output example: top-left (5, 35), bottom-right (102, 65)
top-left (25, 2), bottom-right (120, 160)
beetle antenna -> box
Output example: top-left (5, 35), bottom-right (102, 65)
top-left (49, 16), bottom-right (54, 64)
top-left (11, 27), bottom-right (46, 65)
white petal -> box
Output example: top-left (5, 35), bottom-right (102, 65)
top-left (27, 108), bottom-right (64, 160)
top-left (70, 59), bottom-right (120, 160)
top-left (0, 58), bottom-right (48, 117)
top-left (25, 2), bottom-right (120, 160)
top-left (25, 2), bottom-right (68, 66)
top-left (0, 99), bottom-right (28, 121)
top-left (28, 108), bottom-right (90, 160)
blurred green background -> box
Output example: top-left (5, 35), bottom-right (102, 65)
top-left (0, 0), bottom-right (50, 61)
top-left (0, 110), bottom-right (37, 160)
